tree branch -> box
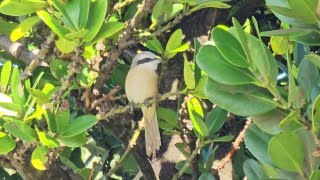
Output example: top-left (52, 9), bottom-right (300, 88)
top-left (0, 34), bottom-right (48, 66)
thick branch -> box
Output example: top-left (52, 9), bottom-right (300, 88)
top-left (0, 34), bottom-right (48, 66)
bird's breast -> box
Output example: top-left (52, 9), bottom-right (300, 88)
top-left (125, 67), bottom-right (158, 103)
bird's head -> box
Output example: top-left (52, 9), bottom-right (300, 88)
top-left (130, 51), bottom-right (163, 70)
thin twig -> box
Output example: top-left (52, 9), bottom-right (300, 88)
top-left (173, 138), bottom-right (201, 180)
top-left (97, 91), bottom-right (184, 121)
top-left (106, 121), bottom-right (144, 178)
top-left (215, 118), bottom-right (252, 173)
top-left (91, 86), bottom-right (121, 109)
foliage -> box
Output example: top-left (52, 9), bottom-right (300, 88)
top-left (0, 0), bottom-right (319, 179)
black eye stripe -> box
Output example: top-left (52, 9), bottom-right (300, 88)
top-left (137, 58), bottom-right (158, 65)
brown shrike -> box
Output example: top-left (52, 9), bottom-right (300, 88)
top-left (125, 51), bottom-right (162, 157)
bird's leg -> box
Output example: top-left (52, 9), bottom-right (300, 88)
top-left (144, 97), bottom-right (153, 108)
top-left (129, 101), bottom-right (135, 114)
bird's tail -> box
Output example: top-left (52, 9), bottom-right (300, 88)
top-left (143, 110), bottom-right (161, 157)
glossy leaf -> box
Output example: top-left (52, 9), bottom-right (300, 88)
top-left (311, 170), bottom-right (320, 180)
top-left (244, 124), bottom-right (273, 165)
top-left (37, 11), bottom-right (70, 38)
top-left (37, 130), bottom-right (59, 147)
top-left (280, 110), bottom-right (303, 131)
top-left (55, 37), bottom-right (76, 54)
top-left (198, 173), bottom-right (215, 180)
top-left (0, 93), bottom-right (19, 117)
top-left (288, 0), bottom-right (318, 24)
top-left (187, 97), bottom-right (209, 137)
top-left (197, 45), bottom-right (257, 85)
top-left (51, 0), bottom-right (78, 29)
top-left (312, 95), bottom-right (320, 136)
top-left (205, 78), bottom-right (277, 116)
top-left (87, 21), bottom-right (125, 46)
top-left (4, 120), bottom-right (37, 142)
top-left (144, 38), bottom-right (164, 54)
top-left (64, 29), bottom-right (89, 40)
top-left (297, 57), bottom-right (319, 100)
top-left (27, 88), bottom-right (50, 105)
top-left (31, 146), bottom-right (48, 170)
top-left (0, 0), bottom-right (46, 16)
top-left (183, 54), bottom-right (195, 89)
top-left (205, 107), bottom-right (227, 135)
top-left (270, 36), bottom-right (293, 55)
top-left (10, 16), bottom-right (40, 42)
top-left (268, 130), bottom-right (304, 173)
top-left (0, 132), bottom-right (16, 154)
top-left (59, 115), bottom-right (97, 138)
top-left (50, 59), bottom-right (69, 81)
top-left (79, 0), bottom-right (90, 29)
top-left (243, 159), bottom-right (267, 180)
top-left (260, 28), bottom-right (312, 37)
top-left (10, 67), bottom-right (25, 108)
top-left (190, 76), bottom-right (207, 99)
top-left (165, 29), bottom-right (183, 56)
top-left (157, 107), bottom-right (179, 130)
top-left (0, 61), bottom-right (12, 92)
top-left (58, 131), bottom-right (87, 147)
top-left (251, 108), bottom-right (286, 135)
top-left (55, 105), bottom-right (70, 134)
top-left (212, 27), bottom-right (249, 67)
top-left (83, 0), bottom-right (108, 42)
top-left (190, 1), bottom-right (230, 13)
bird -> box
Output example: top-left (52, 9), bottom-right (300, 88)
top-left (125, 51), bottom-right (162, 157)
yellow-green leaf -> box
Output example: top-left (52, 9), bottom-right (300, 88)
top-left (10, 16), bottom-right (40, 42)
top-left (31, 146), bottom-right (49, 170)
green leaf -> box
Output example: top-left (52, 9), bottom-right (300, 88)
top-left (187, 97), bottom-right (209, 137)
top-left (157, 107), bottom-right (179, 130)
top-left (251, 108), bottom-right (286, 135)
top-left (64, 29), bottom-right (89, 40)
top-left (268, 130), bottom-right (304, 173)
top-left (305, 54), bottom-right (320, 69)
top-left (280, 110), bottom-right (303, 131)
top-left (190, 76), bottom-right (207, 99)
top-left (59, 115), bottom-right (97, 138)
top-left (196, 45), bottom-right (257, 85)
top-left (260, 28), bottom-right (312, 37)
top-left (198, 172), bottom-right (215, 180)
top-left (143, 38), bottom-right (164, 54)
top-left (270, 36), bottom-right (293, 55)
top-left (37, 10), bottom-right (70, 38)
top-left (205, 107), bottom-right (227, 135)
top-left (4, 120), bottom-right (37, 142)
top-left (83, 0), bottom-right (108, 42)
top-left (0, 132), bottom-right (16, 154)
top-left (288, 0), bottom-right (318, 24)
top-left (50, 0), bottom-right (79, 29)
top-left (244, 124), bottom-right (273, 165)
top-left (311, 170), bottom-right (320, 180)
top-left (312, 95), bottom-right (320, 136)
top-left (58, 131), bottom-right (87, 147)
top-left (79, 0), bottom-right (90, 29)
top-left (0, 0), bottom-right (46, 16)
top-left (50, 59), bottom-right (69, 81)
top-left (10, 16), bottom-right (40, 42)
top-left (10, 67), bottom-right (25, 108)
top-left (190, 1), bottom-right (230, 13)
top-left (27, 88), bottom-right (50, 105)
top-left (43, 106), bottom-right (57, 133)
top-left (297, 57), bottom-right (319, 100)
top-left (165, 29), bottom-right (183, 55)
top-left (0, 19), bottom-right (17, 36)
top-left (205, 78), bottom-right (277, 116)
top-left (31, 146), bottom-right (48, 170)
top-left (246, 32), bottom-right (278, 87)
top-left (55, 37), bottom-right (77, 54)
top-left (1, 61), bottom-right (12, 92)
top-left (55, 105), bottom-right (70, 134)
top-left (267, 5), bottom-right (296, 18)
top-left (87, 21), bottom-right (125, 46)
top-left (211, 27), bottom-right (249, 68)
top-left (0, 101), bottom-right (20, 117)
top-left (37, 130), bottom-right (59, 147)
top-left (151, 0), bottom-right (173, 26)
top-left (183, 53), bottom-right (195, 89)
top-left (243, 159), bottom-right (267, 180)
top-left (200, 135), bottom-right (234, 147)
top-left (167, 43), bottom-right (189, 58)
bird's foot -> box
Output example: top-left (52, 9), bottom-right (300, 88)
top-left (144, 97), bottom-right (153, 108)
